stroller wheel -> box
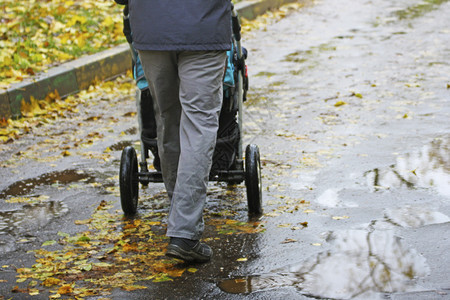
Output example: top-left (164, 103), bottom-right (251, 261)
top-left (120, 146), bottom-right (139, 215)
top-left (245, 144), bottom-right (263, 215)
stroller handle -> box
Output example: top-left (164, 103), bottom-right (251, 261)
top-left (231, 5), bottom-right (245, 160)
top-left (231, 11), bottom-right (241, 42)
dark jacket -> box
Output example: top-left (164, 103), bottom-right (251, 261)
top-left (128, 0), bottom-right (232, 51)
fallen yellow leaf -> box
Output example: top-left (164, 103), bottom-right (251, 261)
top-left (334, 101), bottom-right (347, 107)
top-left (58, 285), bottom-right (73, 295)
top-left (43, 277), bottom-right (61, 287)
top-left (281, 238), bottom-right (297, 244)
top-left (332, 216), bottom-right (350, 220)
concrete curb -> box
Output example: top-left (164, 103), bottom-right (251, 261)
top-left (0, 0), bottom-right (299, 119)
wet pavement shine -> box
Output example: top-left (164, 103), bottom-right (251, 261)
top-left (1, 0), bottom-right (450, 299)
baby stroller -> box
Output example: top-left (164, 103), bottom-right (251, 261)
top-left (118, 5), bottom-right (262, 216)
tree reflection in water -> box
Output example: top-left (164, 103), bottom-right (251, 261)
top-left (219, 229), bottom-right (429, 299)
top-left (365, 136), bottom-right (450, 197)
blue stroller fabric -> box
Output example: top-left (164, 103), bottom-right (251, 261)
top-left (131, 46), bottom-right (149, 91)
top-left (223, 47), bottom-right (236, 97)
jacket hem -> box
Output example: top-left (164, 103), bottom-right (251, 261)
top-left (133, 42), bottom-right (231, 52)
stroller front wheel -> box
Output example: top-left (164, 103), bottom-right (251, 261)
top-left (120, 146), bottom-right (139, 215)
top-left (245, 144), bottom-right (263, 215)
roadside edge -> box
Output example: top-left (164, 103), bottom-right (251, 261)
top-left (0, 0), bottom-right (302, 119)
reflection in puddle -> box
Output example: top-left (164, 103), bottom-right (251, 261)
top-left (365, 136), bottom-right (450, 197)
top-left (0, 201), bottom-right (68, 235)
top-left (0, 234), bottom-right (16, 254)
top-left (219, 230), bottom-right (429, 299)
top-left (316, 188), bottom-right (358, 208)
top-left (0, 169), bottom-right (95, 198)
top-left (0, 201), bottom-right (68, 254)
top-left (385, 205), bottom-right (450, 228)
top-left (0, 169), bottom-right (92, 254)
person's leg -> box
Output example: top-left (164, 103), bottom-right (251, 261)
top-left (137, 50), bottom-right (181, 198)
top-left (166, 50), bottom-right (227, 240)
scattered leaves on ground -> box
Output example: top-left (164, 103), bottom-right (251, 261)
top-left (0, 0), bottom-right (125, 88)
top-left (241, 3), bottom-right (305, 33)
top-left (10, 198), bottom-right (265, 298)
top-left (207, 218), bottom-right (265, 235)
top-left (0, 73), bottom-right (135, 149)
top-left (14, 201), bottom-right (176, 297)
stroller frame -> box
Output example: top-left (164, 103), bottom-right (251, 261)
top-left (119, 6), bottom-right (262, 216)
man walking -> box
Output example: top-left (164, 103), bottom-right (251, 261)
top-left (128, 0), bottom-right (232, 263)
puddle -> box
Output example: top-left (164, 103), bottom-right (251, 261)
top-left (365, 136), bottom-right (450, 197)
top-left (0, 234), bottom-right (17, 254)
top-left (0, 201), bottom-right (69, 254)
top-left (0, 169), bottom-right (95, 198)
top-left (219, 230), bottom-right (429, 299)
top-left (316, 188), bottom-right (358, 208)
top-left (385, 205), bottom-right (450, 228)
top-left (0, 201), bottom-right (68, 235)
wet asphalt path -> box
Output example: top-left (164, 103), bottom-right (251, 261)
top-left (234, 0), bottom-right (450, 298)
top-left (1, 0), bottom-right (450, 299)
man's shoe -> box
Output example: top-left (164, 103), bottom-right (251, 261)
top-left (166, 238), bottom-right (212, 263)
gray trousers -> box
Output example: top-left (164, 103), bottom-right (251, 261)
top-left (138, 50), bottom-right (227, 240)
